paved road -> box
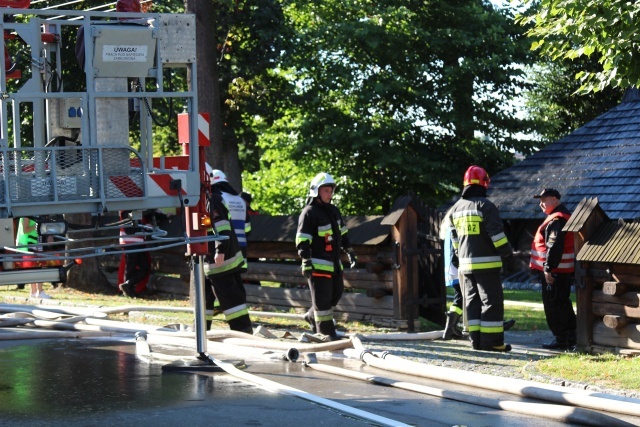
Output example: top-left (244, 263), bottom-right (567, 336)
top-left (1, 332), bottom-right (639, 427)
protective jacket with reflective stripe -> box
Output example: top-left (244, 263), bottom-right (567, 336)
top-left (220, 191), bottom-right (250, 250)
top-left (295, 199), bottom-right (351, 275)
top-left (204, 190), bottom-right (246, 277)
top-left (447, 185), bottom-right (512, 274)
top-left (530, 206), bottom-right (574, 273)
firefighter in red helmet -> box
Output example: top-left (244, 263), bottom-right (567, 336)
top-left (445, 166), bottom-right (514, 352)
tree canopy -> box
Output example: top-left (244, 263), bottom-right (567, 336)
top-left (242, 0), bottom-right (536, 215)
top-left (524, 58), bottom-right (623, 143)
top-left (518, 0), bottom-right (640, 93)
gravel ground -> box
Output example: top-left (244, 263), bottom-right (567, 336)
top-left (354, 329), bottom-right (640, 400)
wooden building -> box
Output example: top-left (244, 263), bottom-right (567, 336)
top-left (565, 198), bottom-right (640, 354)
top-left (486, 89), bottom-right (640, 263)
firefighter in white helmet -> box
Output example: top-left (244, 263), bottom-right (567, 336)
top-left (202, 168), bottom-right (253, 333)
top-left (295, 172), bottom-right (356, 340)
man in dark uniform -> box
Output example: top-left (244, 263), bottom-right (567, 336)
top-left (447, 165), bottom-right (514, 352)
top-left (296, 172), bottom-right (356, 340)
top-left (530, 188), bottom-right (577, 350)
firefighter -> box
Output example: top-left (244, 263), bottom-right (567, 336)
top-left (203, 170), bottom-right (253, 334)
top-left (440, 211), bottom-right (463, 340)
top-left (203, 168), bottom-right (252, 329)
top-left (296, 172), bottom-right (356, 340)
top-left (446, 166), bottom-right (513, 352)
top-left (440, 209), bottom-right (516, 340)
top-left (530, 188), bottom-right (577, 350)
top-left (118, 210), bottom-right (152, 298)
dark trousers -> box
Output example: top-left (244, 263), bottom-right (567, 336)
top-left (122, 251), bottom-right (151, 294)
top-left (461, 271), bottom-right (505, 350)
top-left (208, 272), bottom-right (252, 333)
top-left (539, 271), bottom-right (577, 343)
top-left (306, 270), bottom-right (344, 336)
top-left (449, 283), bottom-right (463, 313)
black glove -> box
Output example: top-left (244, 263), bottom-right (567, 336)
top-left (301, 259), bottom-right (313, 278)
top-left (502, 253), bottom-right (516, 272)
top-left (451, 254), bottom-right (459, 269)
top-left (347, 251), bottom-right (357, 268)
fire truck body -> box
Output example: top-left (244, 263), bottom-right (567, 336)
top-left (0, 5), bottom-right (213, 286)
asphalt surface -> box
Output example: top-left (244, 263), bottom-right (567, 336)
top-left (1, 330), bottom-right (640, 427)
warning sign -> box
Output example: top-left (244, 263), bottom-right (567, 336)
top-left (102, 45), bottom-right (148, 62)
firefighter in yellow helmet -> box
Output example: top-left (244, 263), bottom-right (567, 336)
top-left (295, 173), bottom-right (356, 340)
top-left (446, 166), bottom-right (514, 352)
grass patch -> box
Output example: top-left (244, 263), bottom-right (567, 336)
top-left (504, 305), bottom-right (547, 331)
top-left (534, 352), bottom-right (640, 392)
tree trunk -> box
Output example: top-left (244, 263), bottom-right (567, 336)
top-left (185, 0), bottom-right (224, 172)
top-left (185, 0), bottom-right (243, 193)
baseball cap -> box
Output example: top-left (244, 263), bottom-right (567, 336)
top-left (533, 188), bottom-right (561, 199)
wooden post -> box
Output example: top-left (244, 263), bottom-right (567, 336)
top-left (390, 205), bottom-right (420, 325)
top-left (576, 261), bottom-right (594, 350)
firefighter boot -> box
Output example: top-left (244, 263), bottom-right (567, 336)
top-left (119, 281), bottom-right (136, 298)
top-left (442, 312), bottom-right (462, 340)
top-left (304, 310), bottom-right (317, 333)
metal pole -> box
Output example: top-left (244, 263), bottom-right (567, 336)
top-left (192, 254), bottom-right (208, 356)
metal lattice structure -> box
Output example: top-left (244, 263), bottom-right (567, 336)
top-left (0, 8), bottom-right (201, 218)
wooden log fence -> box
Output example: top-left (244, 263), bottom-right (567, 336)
top-left (98, 195), bottom-right (446, 329)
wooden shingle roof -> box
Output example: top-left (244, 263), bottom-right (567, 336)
top-left (577, 220), bottom-right (640, 265)
top-left (488, 90), bottom-right (640, 221)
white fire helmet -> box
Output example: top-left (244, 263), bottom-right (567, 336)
top-left (308, 172), bottom-right (336, 197)
top-left (210, 168), bottom-right (228, 184)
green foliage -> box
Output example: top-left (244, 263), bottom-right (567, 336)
top-left (213, 0), bottom-right (289, 170)
top-left (518, 0), bottom-right (640, 93)
top-left (242, 0), bottom-right (537, 215)
top-left (523, 59), bottom-right (623, 142)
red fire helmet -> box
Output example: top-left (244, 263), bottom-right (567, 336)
top-left (463, 165), bottom-right (490, 189)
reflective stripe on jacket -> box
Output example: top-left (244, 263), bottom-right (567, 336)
top-left (530, 211), bottom-right (575, 273)
top-left (119, 230), bottom-right (144, 245)
top-left (220, 191), bottom-right (249, 248)
top-left (296, 200), bottom-right (351, 275)
top-left (447, 194), bottom-right (512, 274)
top-left (205, 191), bottom-right (247, 277)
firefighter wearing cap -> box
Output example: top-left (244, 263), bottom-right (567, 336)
top-left (446, 165), bottom-right (513, 352)
top-left (203, 170), bottom-right (253, 334)
top-left (531, 188), bottom-right (577, 350)
top-left (296, 172), bottom-right (356, 340)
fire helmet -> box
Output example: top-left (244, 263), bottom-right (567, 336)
top-left (463, 165), bottom-right (490, 189)
top-left (116, 0), bottom-right (141, 12)
top-left (210, 169), bottom-right (228, 184)
top-left (308, 172), bottom-right (336, 197)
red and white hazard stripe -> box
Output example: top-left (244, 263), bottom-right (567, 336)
top-left (106, 173), bottom-right (187, 199)
top-left (147, 173), bottom-right (187, 197)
